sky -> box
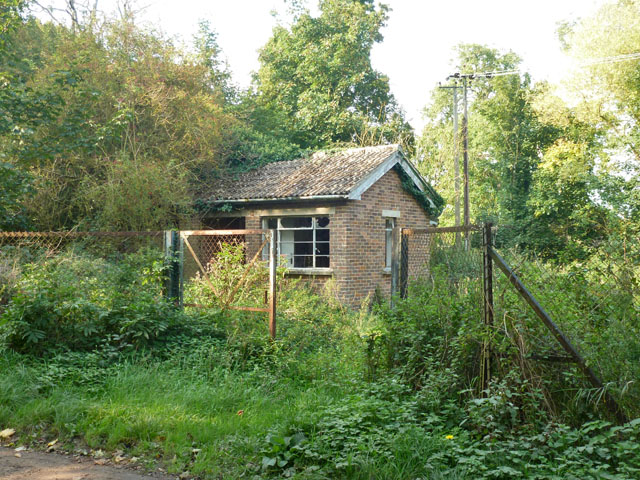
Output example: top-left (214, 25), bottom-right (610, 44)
top-left (35, 0), bottom-right (609, 131)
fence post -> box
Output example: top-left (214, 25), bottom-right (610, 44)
top-left (480, 222), bottom-right (494, 393)
top-left (164, 230), bottom-right (184, 307)
top-left (400, 229), bottom-right (409, 299)
top-left (390, 226), bottom-right (401, 306)
top-left (269, 229), bottom-right (277, 340)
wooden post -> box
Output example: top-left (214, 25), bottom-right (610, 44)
top-left (489, 247), bottom-right (628, 424)
top-left (480, 222), bottom-right (494, 393)
top-left (164, 230), bottom-right (183, 307)
top-left (390, 226), bottom-right (401, 306)
top-left (269, 229), bottom-right (277, 340)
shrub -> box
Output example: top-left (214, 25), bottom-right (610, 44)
top-left (0, 248), bottom-right (184, 355)
top-left (372, 264), bottom-right (484, 391)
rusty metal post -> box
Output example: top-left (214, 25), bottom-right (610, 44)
top-left (480, 222), bottom-right (494, 393)
top-left (390, 226), bottom-right (401, 306)
top-left (269, 229), bottom-right (277, 340)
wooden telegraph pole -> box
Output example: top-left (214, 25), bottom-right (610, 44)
top-left (438, 83), bottom-right (462, 232)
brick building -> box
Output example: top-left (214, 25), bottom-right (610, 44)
top-left (201, 145), bottom-right (441, 306)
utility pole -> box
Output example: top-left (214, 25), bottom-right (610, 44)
top-left (447, 73), bottom-right (473, 249)
top-left (438, 83), bottom-right (462, 230)
top-left (444, 69), bottom-right (520, 248)
top-left (462, 76), bottom-right (470, 248)
top-left (447, 74), bottom-right (472, 228)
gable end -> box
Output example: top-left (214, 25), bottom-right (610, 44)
top-left (347, 150), bottom-right (437, 211)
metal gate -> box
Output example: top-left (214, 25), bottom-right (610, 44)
top-left (166, 229), bottom-right (278, 339)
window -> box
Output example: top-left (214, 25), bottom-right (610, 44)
top-left (385, 217), bottom-right (395, 269)
top-left (263, 216), bottom-right (330, 269)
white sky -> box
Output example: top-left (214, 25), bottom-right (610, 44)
top-left (34, 0), bottom-right (609, 131)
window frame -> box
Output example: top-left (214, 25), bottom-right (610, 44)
top-left (384, 217), bottom-right (395, 270)
top-left (382, 210), bottom-right (400, 272)
top-left (262, 215), bottom-right (331, 272)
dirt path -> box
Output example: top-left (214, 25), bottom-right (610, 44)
top-left (0, 447), bottom-right (176, 480)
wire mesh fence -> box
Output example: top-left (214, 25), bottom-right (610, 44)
top-left (396, 223), bottom-right (638, 420)
top-left (0, 231), bottom-right (166, 313)
top-left (490, 241), bottom-right (640, 418)
top-left (398, 225), bottom-right (484, 302)
top-left (180, 229), bottom-right (275, 314)
top-left (0, 231), bottom-right (164, 256)
top-left (0, 229), bottom-right (276, 314)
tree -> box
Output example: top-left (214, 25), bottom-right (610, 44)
top-left (417, 44), bottom-right (615, 258)
top-left (562, 0), bottom-right (640, 163)
top-left (418, 45), bottom-right (556, 229)
top-left (0, 11), bottom-right (238, 230)
top-left (0, 0), bottom-right (25, 51)
top-left (254, 0), bottom-right (412, 150)
top-left (560, 0), bottom-right (640, 229)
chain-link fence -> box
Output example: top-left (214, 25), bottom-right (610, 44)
top-left (490, 239), bottom-right (639, 421)
top-left (0, 231), bottom-right (165, 313)
top-left (0, 231), bottom-right (164, 256)
top-left (180, 229), bottom-right (276, 321)
top-left (0, 229), bottom-right (277, 327)
top-left (394, 224), bottom-right (637, 421)
top-left (393, 225), bottom-right (483, 304)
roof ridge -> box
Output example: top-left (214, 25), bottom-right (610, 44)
top-left (311, 143), bottom-right (398, 159)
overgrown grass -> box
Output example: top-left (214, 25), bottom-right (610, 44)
top-left (1, 248), bottom-right (640, 479)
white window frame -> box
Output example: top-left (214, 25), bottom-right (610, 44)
top-left (262, 216), bottom-right (331, 271)
top-left (383, 211), bottom-right (399, 271)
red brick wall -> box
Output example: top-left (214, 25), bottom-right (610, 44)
top-left (331, 168), bottom-right (431, 306)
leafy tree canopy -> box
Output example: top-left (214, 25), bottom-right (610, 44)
top-left (254, 0), bottom-right (412, 150)
top-left (418, 44), bottom-right (612, 258)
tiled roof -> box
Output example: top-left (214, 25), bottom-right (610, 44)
top-left (205, 144), bottom-right (401, 202)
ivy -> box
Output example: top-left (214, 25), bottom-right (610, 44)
top-left (394, 164), bottom-right (445, 219)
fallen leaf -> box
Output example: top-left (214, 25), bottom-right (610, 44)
top-left (14, 446), bottom-right (27, 452)
top-left (47, 438), bottom-right (58, 447)
top-left (0, 428), bottom-right (15, 439)
top-left (179, 472), bottom-right (191, 479)
top-left (94, 459), bottom-right (108, 465)
top-left (14, 453), bottom-right (21, 458)
top-left (114, 455), bottom-right (125, 463)
top-left (237, 410), bottom-right (244, 416)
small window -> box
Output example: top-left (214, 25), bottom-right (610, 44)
top-left (385, 218), bottom-right (395, 269)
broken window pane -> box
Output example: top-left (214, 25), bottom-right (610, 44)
top-left (316, 217), bottom-right (330, 228)
top-left (281, 217), bottom-right (312, 229)
top-left (262, 215), bottom-right (331, 269)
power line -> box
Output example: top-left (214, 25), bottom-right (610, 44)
top-left (579, 52), bottom-right (640, 67)
top-left (439, 50), bottom-right (640, 240)
top-left (446, 51), bottom-right (640, 80)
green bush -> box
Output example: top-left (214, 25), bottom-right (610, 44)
top-left (493, 249), bottom-right (640, 421)
top-left (0, 248), bottom-right (184, 355)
